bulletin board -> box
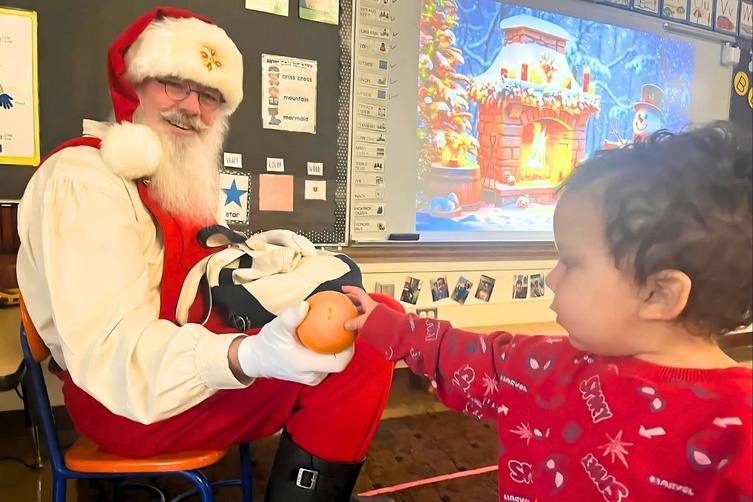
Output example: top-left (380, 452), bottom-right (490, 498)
top-left (729, 35), bottom-right (753, 131)
top-left (0, 0), bottom-right (352, 245)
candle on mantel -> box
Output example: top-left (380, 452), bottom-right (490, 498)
top-left (521, 63), bottom-right (529, 81)
top-left (582, 66), bottom-right (591, 91)
top-left (500, 67), bottom-right (508, 78)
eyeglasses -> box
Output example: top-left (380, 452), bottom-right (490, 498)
top-left (156, 78), bottom-right (223, 110)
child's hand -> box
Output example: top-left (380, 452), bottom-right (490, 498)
top-left (342, 285), bottom-right (378, 331)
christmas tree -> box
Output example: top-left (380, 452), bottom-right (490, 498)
top-left (418, 0), bottom-right (478, 180)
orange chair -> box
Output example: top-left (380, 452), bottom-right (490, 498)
top-left (18, 298), bottom-right (253, 502)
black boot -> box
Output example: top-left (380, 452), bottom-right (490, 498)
top-left (265, 429), bottom-right (394, 502)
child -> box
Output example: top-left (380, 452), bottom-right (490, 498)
top-left (344, 122), bottom-right (752, 502)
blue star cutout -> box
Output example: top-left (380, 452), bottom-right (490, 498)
top-left (222, 179), bottom-right (245, 207)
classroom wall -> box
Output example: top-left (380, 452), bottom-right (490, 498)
top-left (360, 258), bottom-right (557, 328)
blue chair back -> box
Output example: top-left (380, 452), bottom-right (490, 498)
top-left (19, 324), bottom-right (68, 472)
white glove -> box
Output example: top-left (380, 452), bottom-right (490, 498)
top-left (249, 229), bottom-right (317, 257)
top-left (237, 301), bottom-right (355, 385)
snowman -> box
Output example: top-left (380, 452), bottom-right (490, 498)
top-left (631, 83), bottom-right (665, 143)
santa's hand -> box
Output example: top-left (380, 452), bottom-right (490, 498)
top-left (249, 229), bottom-right (316, 256)
top-left (237, 301), bottom-right (354, 385)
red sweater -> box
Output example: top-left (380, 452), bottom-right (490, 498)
top-left (360, 306), bottom-right (753, 502)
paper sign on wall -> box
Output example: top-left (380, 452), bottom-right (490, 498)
top-left (354, 220), bottom-right (386, 232)
top-left (353, 203), bottom-right (385, 216)
top-left (741, 2), bottom-right (753, 36)
top-left (259, 174), bottom-right (294, 212)
top-left (305, 179), bottom-right (327, 200)
top-left (219, 171), bottom-right (250, 224)
top-left (352, 186), bottom-right (384, 200)
top-left (662, 0), bottom-right (690, 20)
top-left (223, 152), bottom-right (242, 168)
top-left (245, 0), bottom-right (289, 16)
top-left (262, 54), bottom-right (317, 134)
top-left (267, 157), bottom-right (285, 172)
top-left (0, 8), bottom-right (39, 166)
top-left (689, 0), bottom-right (713, 27)
top-left (354, 159), bottom-right (385, 171)
top-left (299, 0), bottom-right (339, 25)
top-left (714, 0), bottom-right (740, 34)
top-left (307, 162), bottom-right (324, 175)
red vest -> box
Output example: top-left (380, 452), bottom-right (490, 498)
top-left (42, 137), bottom-right (234, 334)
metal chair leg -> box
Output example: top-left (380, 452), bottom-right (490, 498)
top-left (240, 443), bottom-right (253, 502)
top-left (173, 470), bottom-right (214, 502)
top-left (20, 365), bottom-right (43, 468)
top-left (29, 423), bottom-right (43, 468)
top-left (51, 476), bottom-right (67, 502)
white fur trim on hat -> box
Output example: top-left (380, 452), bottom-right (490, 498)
top-left (100, 122), bottom-right (163, 180)
top-left (124, 17), bottom-right (243, 111)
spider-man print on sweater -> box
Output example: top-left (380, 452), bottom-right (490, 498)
top-left (359, 306), bottom-right (753, 502)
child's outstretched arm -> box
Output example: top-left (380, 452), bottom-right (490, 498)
top-left (344, 286), bottom-right (531, 420)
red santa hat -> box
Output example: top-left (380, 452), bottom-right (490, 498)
top-left (100, 7), bottom-right (244, 180)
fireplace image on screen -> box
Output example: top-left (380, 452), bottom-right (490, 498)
top-left (414, 0), bottom-right (694, 235)
top-left (471, 15), bottom-right (600, 208)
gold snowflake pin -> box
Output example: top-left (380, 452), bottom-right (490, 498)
top-left (200, 46), bottom-right (222, 72)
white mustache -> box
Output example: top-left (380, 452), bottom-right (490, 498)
top-left (160, 110), bottom-right (206, 132)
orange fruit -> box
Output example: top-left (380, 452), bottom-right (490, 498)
top-left (296, 291), bottom-right (358, 354)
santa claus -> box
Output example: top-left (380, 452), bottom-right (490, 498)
top-left (16, 7), bottom-right (396, 502)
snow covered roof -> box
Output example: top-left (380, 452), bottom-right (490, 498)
top-left (499, 15), bottom-right (570, 41)
top-left (474, 42), bottom-right (580, 90)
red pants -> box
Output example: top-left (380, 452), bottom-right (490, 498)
top-left (61, 339), bottom-right (393, 462)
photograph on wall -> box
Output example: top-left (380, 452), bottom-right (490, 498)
top-left (512, 274), bottom-right (529, 299)
top-left (530, 273), bottom-right (546, 298)
top-left (451, 276), bottom-right (473, 304)
top-left (245, 0), bottom-right (289, 16)
top-left (414, 1), bottom-right (695, 236)
top-left (299, 0), bottom-right (339, 25)
top-left (400, 276), bottom-right (423, 305)
top-left (430, 275), bottom-right (450, 301)
top-left (474, 274), bottom-right (496, 302)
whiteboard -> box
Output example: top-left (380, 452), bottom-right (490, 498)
top-left (347, 0), bottom-right (734, 244)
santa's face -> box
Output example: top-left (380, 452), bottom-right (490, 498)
top-left (137, 77), bottom-right (220, 137)
top-left (132, 77), bottom-right (229, 224)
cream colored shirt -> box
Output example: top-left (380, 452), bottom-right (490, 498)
top-left (16, 120), bottom-right (247, 425)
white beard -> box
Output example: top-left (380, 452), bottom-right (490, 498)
top-left (132, 107), bottom-right (229, 224)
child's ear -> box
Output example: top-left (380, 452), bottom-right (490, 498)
top-left (638, 269), bottom-right (692, 321)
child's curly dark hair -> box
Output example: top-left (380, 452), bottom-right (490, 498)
top-left (559, 121), bottom-right (752, 338)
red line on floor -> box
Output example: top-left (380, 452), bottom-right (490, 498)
top-left (357, 464), bottom-right (499, 496)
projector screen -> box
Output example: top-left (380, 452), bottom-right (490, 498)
top-left (348, 0), bottom-right (733, 243)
